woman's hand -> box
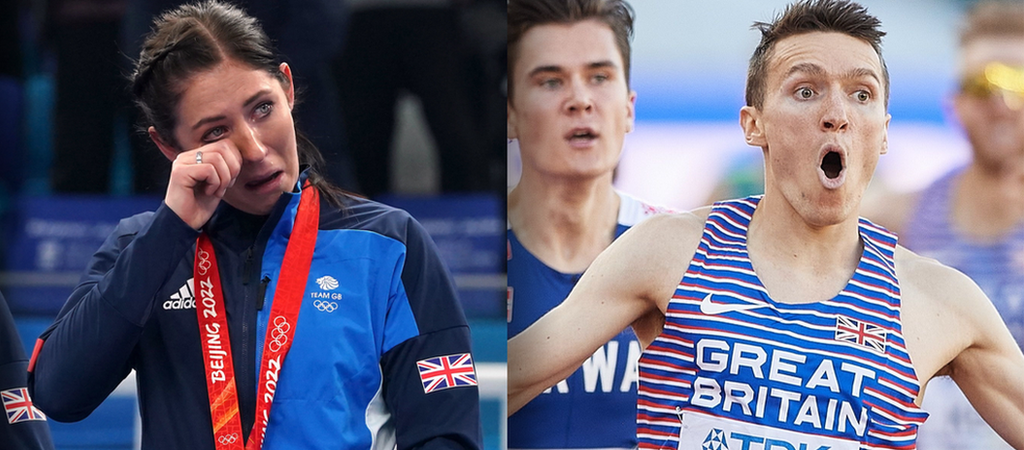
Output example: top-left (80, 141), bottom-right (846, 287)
top-left (164, 141), bottom-right (243, 230)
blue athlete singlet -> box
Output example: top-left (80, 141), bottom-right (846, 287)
top-left (508, 192), bottom-right (671, 450)
top-left (638, 197), bottom-right (928, 450)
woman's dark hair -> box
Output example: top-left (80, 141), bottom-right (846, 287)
top-left (129, 0), bottom-right (347, 206)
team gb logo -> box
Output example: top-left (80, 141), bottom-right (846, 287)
top-left (316, 275), bottom-right (339, 290)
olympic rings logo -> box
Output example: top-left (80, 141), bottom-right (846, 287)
top-left (197, 248), bottom-right (212, 276)
top-left (218, 433), bottom-right (238, 445)
top-left (269, 316), bottom-right (290, 352)
top-left (313, 300), bottom-right (338, 313)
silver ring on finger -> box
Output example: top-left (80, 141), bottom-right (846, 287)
top-left (195, 151), bottom-right (203, 164)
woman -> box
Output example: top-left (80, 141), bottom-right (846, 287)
top-left (27, 2), bottom-right (482, 449)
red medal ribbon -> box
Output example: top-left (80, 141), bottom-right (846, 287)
top-left (195, 185), bottom-right (320, 450)
top-left (196, 233), bottom-right (244, 450)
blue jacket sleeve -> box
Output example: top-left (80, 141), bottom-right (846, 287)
top-left (0, 291), bottom-right (55, 449)
top-left (380, 215), bottom-right (482, 450)
top-left (28, 203), bottom-right (199, 422)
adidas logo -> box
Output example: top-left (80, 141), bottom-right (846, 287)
top-left (163, 278), bottom-right (196, 310)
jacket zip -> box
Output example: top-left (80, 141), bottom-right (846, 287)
top-left (257, 276), bottom-right (270, 311)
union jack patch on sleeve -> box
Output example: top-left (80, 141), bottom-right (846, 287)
top-left (834, 315), bottom-right (887, 354)
top-left (2, 387), bottom-right (46, 424)
top-left (416, 353), bottom-right (478, 394)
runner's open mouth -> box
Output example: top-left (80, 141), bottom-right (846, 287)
top-left (821, 151), bottom-right (843, 179)
top-left (566, 128), bottom-right (598, 142)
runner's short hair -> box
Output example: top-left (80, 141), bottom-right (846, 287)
top-left (746, 0), bottom-right (889, 109)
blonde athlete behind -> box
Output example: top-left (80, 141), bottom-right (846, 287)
top-left (508, 1), bottom-right (1024, 449)
top-left (507, 1), bottom-right (671, 449)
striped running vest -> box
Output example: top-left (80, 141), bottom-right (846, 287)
top-left (638, 197), bottom-right (928, 450)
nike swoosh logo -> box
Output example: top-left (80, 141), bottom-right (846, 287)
top-left (699, 293), bottom-right (769, 315)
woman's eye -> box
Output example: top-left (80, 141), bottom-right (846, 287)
top-left (203, 126), bottom-right (226, 141)
top-left (255, 102), bottom-right (273, 117)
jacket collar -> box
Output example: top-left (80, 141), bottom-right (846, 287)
top-left (203, 167), bottom-right (313, 253)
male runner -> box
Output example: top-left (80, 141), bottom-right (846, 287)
top-left (509, 1), bottom-right (1024, 449)
top-left (862, 3), bottom-right (1024, 448)
top-left (507, 0), bottom-right (669, 449)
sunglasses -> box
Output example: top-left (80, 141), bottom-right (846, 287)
top-left (960, 62), bottom-right (1024, 111)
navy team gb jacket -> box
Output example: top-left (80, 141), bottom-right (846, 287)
top-left (29, 171), bottom-right (483, 449)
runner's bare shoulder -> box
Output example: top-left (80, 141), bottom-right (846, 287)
top-left (617, 205), bottom-right (705, 251)
top-left (895, 245), bottom-right (986, 311)
top-left (601, 207), bottom-right (710, 295)
top-left (894, 245), bottom-right (991, 378)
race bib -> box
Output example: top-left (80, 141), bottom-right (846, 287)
top-left (677, 411), bottom-right (860, 450)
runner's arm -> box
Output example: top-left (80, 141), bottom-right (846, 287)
top-left (29, 204), bottom-right (199, 421)
top-left (947, 277), bottom-right (1024, 449)
top-left (508, 213), bottom-right (703, 415)
top-left (902, 248), bottom-right (1024, 450)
